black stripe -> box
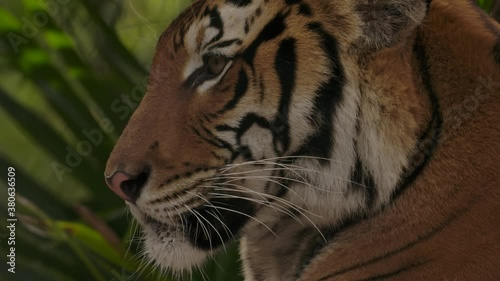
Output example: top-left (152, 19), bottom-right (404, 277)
top-left (273, 38), bottom-right (297, 155)
top-left (208, 38), bottom-right (243, 50)
top-left (169, 1), bottom-right (205, 52)
top-left (206, 5), bottom-right (223, 31)
top-left (200, 124), bottom-right (235, 157)
top-left (494, 41), bottom-right (500, 65)
top-left (392, 32), bottom-right (442, 199)
top-left (425, 0), bottom-right (433, 11)
top-left (238, 146), bottom-right (256, 161)
top-left (302, 32), bottom-right (443, 281)
top-left (351, 156), bottom-right (377, 208)
top-left (244, 20), bottom-right (250, 34)
top-left (298, 214), bottom-right (368, 279)
top-left (274, 167), bottom-right (292, 199)
top-left (215, 124), bottom-right (238, 132)
top-left (235, 113), bottom-right (271, 141)
top-left (150, 179), bottom-right (205, 204)
top-left (350, 109), bottom-right (377, 208)
top-left (299, 3), bottom-right (313, 17)
top-left (315, 196), bottom-right (478, 281)
top-left (218, 69), bottom-right (249, 114)
top-left (191, 126), bottom-right (235, 154)
top-left (226, 0), bottom-right (251, 7)
top-left (284, 0), bottom-right (312, 17)
top-left (242, 12), bottom-right (288, 69)
top-left (295, 22), bottom-right (345, 161)
top-left (200, 6), bottom-right (225, 51)
top-left (352, 261), bottom-right (428, 281)
top-left (218, 113), bottom-right (271, 161)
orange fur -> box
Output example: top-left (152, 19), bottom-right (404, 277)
top-left (300, 1), bottom-right (500, 280)
top-left (105, 0), bottom-right (500, 279)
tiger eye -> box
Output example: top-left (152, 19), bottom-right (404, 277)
top-left (207, 55), bottom-right (228, 76)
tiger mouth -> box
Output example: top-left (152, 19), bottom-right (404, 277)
top-left (184, 195), bottom-right (257, 250)
top-left (138, 191), bottom-right (257, 251)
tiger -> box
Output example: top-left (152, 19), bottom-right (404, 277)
top-left (104, 0), bottom-right (500, 280)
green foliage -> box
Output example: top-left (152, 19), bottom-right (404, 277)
top-left (478, 0), bottom-right (495, 11)
top-left (0, 0), bottom-right (497, 280)
top-left (0, 0), bottom-right (241, 280)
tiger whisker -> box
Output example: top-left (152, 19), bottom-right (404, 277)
top-left (197, 264), bottom-right (209, 281)
top-left (207, 190), bottom-right (304, 226)
top-left (128, 0), bottom-right (159, 40)
top-left (206, 182), bottom-right (320, 218)
top-left (207, 209), bottom-right (235, 240)
top-left (189, 194), bottom-right (239, 242)
top-left (220, 165), bottom-right (372, 190)
top-left (124, 216), bottom-right (139, 259)
top-left (219, 155), bottom-right (352, 172)
top-left (209, 174), bottom-right (310, 206)
top-left (209, 194), bottom-right (303, 231)
top-left (193, 207), bottom-right (227, 253)
top-left (176, 207), bottom-right (187, 235)
top-left (207, 184), bottom-right (326, 241)
top-left (136, 250), bottom-right (155, 280)
top-left (220, 161), bottom-right (315, 189)
top-left (188, 189), bottom-right (234, 238)
top-left (218, 157), bottom-right (359, 189)
top-left (209, 184), bottom-right (304, 217)
top-left (203, 204), bottom-right (278, 238)
top-left (211, 174), bottom-right (345, 195)
top-left (186, 191), bottom-right (231, 252)
top-left (184, 204), bottom-right (212, 251)
top-left (200, 182), bottom-right (311, 233)
top-left (125, 213), bottom-right (151, 278)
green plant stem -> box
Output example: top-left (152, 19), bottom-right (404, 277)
top-left (65, 237), bottom-right (108, 281)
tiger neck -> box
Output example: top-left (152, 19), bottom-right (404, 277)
top-left (242, 35), bottom-right (440, 281)
top-left (294, 0), bottom-right (498, 263)
top-left (296, 3), bottom-right (500, 280)
top-left (288, 34), bottom-right (436, 226)
top-left (353, 34), bottom-right (438, 211)
top-left (271, 31), bottom-right (441, 281)
top-left (242, 1), bottom-right (499, 280)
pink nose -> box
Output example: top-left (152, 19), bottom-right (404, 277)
top-left (105, 171), bottom-right (149, 203)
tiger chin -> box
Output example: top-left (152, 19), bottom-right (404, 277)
top-left (105, 0), bottom-right (500, 280)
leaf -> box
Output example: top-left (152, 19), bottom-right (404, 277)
top-left (0, 8), bottom-right (21, 31)
top-left (44, 29), bottom-right (74, 50)
top-left (0, 87), bottom-right (122, 210)
top-left (20, 47), bottom-right (50, 71)
top-left (54, 221), bottom-right (124, 267)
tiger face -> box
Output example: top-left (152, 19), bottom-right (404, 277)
top-left (105, 0), bottom-right (429, 273)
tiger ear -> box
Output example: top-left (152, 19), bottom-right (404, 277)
top-left (355, 0), bottom-right (430, 50)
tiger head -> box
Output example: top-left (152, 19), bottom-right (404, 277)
top-left (105, 0), bottom-right (431, 272)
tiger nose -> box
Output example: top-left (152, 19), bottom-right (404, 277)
top-left (105, 170), bottom-right (149, 203)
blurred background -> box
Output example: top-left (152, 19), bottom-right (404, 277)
top-left (0, 0), bottom-right (498, 281)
